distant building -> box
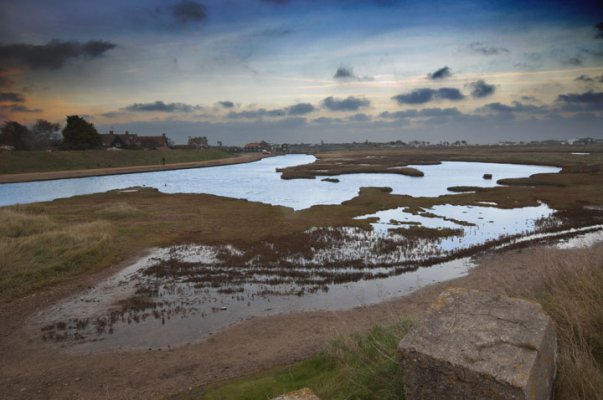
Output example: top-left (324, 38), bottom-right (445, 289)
top-left (100, 131), bottom-right (170, 150)
top-left (244, 141), bottom-right (271, 152)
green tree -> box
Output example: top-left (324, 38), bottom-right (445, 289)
top-left (62, 115), bottom-right (101, 149)
top-left (0, 121), bottom-right (33, 150)
top-left (30, 119), bottom-right (61, 149)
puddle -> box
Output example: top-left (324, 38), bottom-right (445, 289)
top-left (31, 203), bottom-right (602, 353)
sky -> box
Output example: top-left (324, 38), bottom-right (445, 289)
top-left (0, 0), bottom-right (602, 145)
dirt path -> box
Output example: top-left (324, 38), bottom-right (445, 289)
top-left (2, 242), bottom-right (600, 399)
top-left (0, 153), bottom-right (267, 184)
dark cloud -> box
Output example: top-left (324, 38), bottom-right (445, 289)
top-left (322, 96), bottom-right (370, 111)
top-left (333, 65), bottom-right (373, 81)
top-left (381, 108), bottom-right (462, 120)
top-left (226, 103), bottom-right (315, 119)
top-left (0, 92), bottom-right (24, 103)
top-left (557, 91), bottom-right (603, 110)
top-left (349, 113), bottom-right (371, 122)
top-left (123, 101), bottom-right (202, 113)
top-left (311, 117), bottom-right (342, 125)
top-left (253, 28), bottom-right (293, 37)
top-left (476, 102), bottom-right (550, 119)
top-left (596, 22), bottom-right (603, 39)
top-left (170, 1), bottom-right (206, 23)
top-left (427, 66), bottom-right (452, 80)
top-left (0, 75), bottom-right (13, 87)
top-left (0, 104), bottom-right (41, 113)
top-left (392, 88), bottom-right (465, 105)
top-left (468, 80), bottom-right (496, 98)
top-left (0, 40), bottom-right (116, 70)
top-left (468, 42), bottom-right (509, 56)
top-left (478, 102), bottom-right (544, 114)
top-left (218, 101), bottom-right (235, 109)
top-left (100, 111), bottom-right (126, 118)
top-left (287, 102), bottom-right (315, 115)
top-left (566, 56), bottom-right (583, 66)
top-left (334, 66), bottom-right (354, 79)
top-left (576, 74), bottom-right (603, 83)
top-left (226, 108), bottom-right (285, 119)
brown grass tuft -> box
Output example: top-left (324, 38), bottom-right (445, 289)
top-left (0, 210), bottom-right (114, 300)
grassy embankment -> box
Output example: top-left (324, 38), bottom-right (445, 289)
top-left (173, 244), bottom-right (603, 400)
top-left (0, 148), bottom-right (233, 174)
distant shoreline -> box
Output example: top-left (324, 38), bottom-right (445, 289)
top-left (0, 153), bottom-right (269, 184)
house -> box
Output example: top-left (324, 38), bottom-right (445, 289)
top-left (244, 141), bottom-right (271, 152)
top-left (100, 131), bottom-right (170, 150)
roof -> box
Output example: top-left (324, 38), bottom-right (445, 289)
top-left (100, 133), bottom-right (168, 149)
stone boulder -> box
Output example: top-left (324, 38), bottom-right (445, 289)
top-left (399, 288), bottom-right (557, 400)
top-left (272, 388), bottom-right (321, 400)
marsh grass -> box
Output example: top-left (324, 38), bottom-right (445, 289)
top-left (93, 202), bottom-right (145, 219)
top-left (0, 209), bottom-right (114, 300)
top-left (185, 320), bottom-right (412, 400)
top-left (467, 243), bottom-right (603, 400)
top-left (501, 251), bottom-right (603, 399)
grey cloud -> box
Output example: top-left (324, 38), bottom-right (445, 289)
top-left (477, 102), bottom-right (550, 118)
top-left (0, 76), bottom-right (13, 87)
top-left (287, 102), bottom-right (315, 115)
top-left (557, 91), bottom-right (603, 111)
top-left (218, 101), bottom-right (235, 108)
top-left (381, 108), bottom-right (462, 120)
top-left (227, 103), bottom-right (315, 119)
top-left (322, 96), bottom-right (370, 111)
top-left (596, 22), bottom-right (603, 39)
top-left (334, 66), bottom-right (354, 79)
top-left (0, 92), bottom-right (24, 102)
top-left (469, 41), bottom-right (509, 56)
top-left (575, 74), bottom-right (603, 83)
top-left (333, 65), bottom-right (373, 81)
top-left (0, 104), bottom-right (41, 113)
top-left (170, 1), bottom-right (207, 23)
top-left (427, 66), bottom-right (451, 80)
top-left (123, 101), bottom-right (202, 113)
top-left (392, 88), bottom-right (465, 105)
top-left (349, 113), bottom-right (371, 122)
top-left (101, 111), bottom-right (126, 118)
top-left (566, 57), bottom-right (583, 66)
top-left (311, 117), bottom-right (342, 125)
top-left (261, 0), bottom-right (290, 4)
top-left (0, 40), bottom-right (116, 70)
top-left (227, 108), bottom-right (285, 119)
top-left (468, 80), bottom-right (496, 98)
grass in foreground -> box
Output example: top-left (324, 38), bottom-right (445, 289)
top-left (0, 208), bottom-right (114, 300)
top-left (171, 321), bottom-right (412, 400)
top-left (0, 148), bottom-right (233, 174)
top-left (507, 251), bottom-right (603, 399)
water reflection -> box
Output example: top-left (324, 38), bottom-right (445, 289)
top-left (1, 155), bottom-right (559, 209)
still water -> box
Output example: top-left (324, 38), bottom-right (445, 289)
top-left (1, 154), bottom-right (559, 209)
top-left (22, 154), bottom-right (583, 352)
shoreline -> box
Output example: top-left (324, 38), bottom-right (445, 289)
top-left (0, 152), bottom-right (270, 184)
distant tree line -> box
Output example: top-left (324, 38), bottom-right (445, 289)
top-left (0, 115), bottom-right (101, 150)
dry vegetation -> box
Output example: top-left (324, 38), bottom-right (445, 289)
top-left (0, 145), bottom-right (602, 399)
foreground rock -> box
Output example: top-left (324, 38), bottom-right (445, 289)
top-left (272, 387), bottom-right (320, 400)
top-left (399, 288), bottom-right (556, 400)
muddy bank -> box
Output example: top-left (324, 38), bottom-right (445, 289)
top-left (1, 233), bottom-right (602, 400)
